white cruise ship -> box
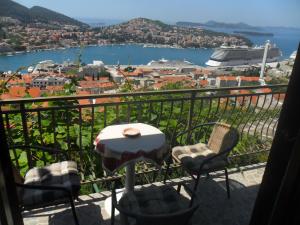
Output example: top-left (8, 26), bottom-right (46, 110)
top-left (206, 43), bottom-right (282, 67)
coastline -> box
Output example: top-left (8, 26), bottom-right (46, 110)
top-left (0, 43), bottom-right (213, 57)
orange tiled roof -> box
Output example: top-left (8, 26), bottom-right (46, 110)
top-left (84, 76), bottom-right (94, 81)
top-left (120, 68), bottom-right (143, 77)
top-left (153, 76), bottom-right (194, 89)
top-left (7, 79), bottom-right (25, 85)
top-left (199, 79), bottom-right (209, 87)
top-left (194, 68), bottom-right (211, 75)
top-left (22, 74), bottom-right (33, 84)
top-left (28, 87), bottom-right (41, 98)
top-left (0, 93), bottom-right (13, 100)
top-left (99, 77), bottom-right (110, 81)
top-left (8, 86), bottom-right (26, 98)
top-left (217, 76), bottom-right (237, 81)
top-left (78, 81), bottom-right (115, 89)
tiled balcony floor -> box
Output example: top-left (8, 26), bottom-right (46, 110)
top-left (23, 163), bottom-right (265, 225)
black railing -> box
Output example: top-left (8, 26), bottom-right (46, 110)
top-left (0, 84), bottom-right (287, 189)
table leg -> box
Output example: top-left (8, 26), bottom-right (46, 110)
top-left (125, 161), bottom-right (135, 193)
top-left (104, 162), bottom-right (136, 218)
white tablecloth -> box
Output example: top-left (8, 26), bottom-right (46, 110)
top-left (94, 123), bottom-right (168, 173)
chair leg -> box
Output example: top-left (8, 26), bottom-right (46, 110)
top-left (152, 170), bottom-right (158, 183)
top-left (191, 173), bottom-right (201, 205)
top-left (111, 204), bottom-right (115, 225)
top-left (69, 197), bottom-right (80, 225)
top-left (225, 168), bottom-right (230, 199)
top-left (163, 157), bottom-right (172, 184)
top-left (206, 173), bottom-right (210, 179)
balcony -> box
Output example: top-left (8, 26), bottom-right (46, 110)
top-left (0, 84), bottom-right (287, 225)
top-left (22, 163), bottom-right (265, 225)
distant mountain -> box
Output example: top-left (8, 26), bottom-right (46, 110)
top-left (77, 18), bottom-right (125, 27)
top-left (205, 20), bottom-right (259, 30)
top-left (233, 30), bottom-right (274, 36)
top-left (0, 0), bottom-right (88, 27)
top-left (176, 20), bottom-right (260, 30)
top-left (176, 21), bottom-right (203, 27)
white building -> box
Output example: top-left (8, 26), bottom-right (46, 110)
top-left (32, 60), bottom-right (57, 74)
top-left (80, 60), bottom-right (105, 78)
top-left (109, 68), bottom-right (125, 84)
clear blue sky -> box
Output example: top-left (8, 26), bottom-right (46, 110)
top-left (15, 0), bottom-right (300, 27)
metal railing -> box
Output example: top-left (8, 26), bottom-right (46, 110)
top-left (0, 84), bottom-right (287, 188)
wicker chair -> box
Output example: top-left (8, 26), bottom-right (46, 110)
top-left (111, 182), bottom-right (199, 225)
top-left (10, 145), bottom-right (81, 225)
top-left (164, 122), bottom-right (239, 200)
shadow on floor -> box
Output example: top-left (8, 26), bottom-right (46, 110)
top-left (189, 177), bottom-right (259, 225)
top-left (22, 169), bottom-right (262, 225)
top-left (49, 203), bottom-right (103, 225)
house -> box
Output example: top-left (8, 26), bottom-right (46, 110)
top-left (80, 61), bottom-right (105, 79)
top-left (77, 80), bottom-right (116, 94)
top-left (238, 76), bottom-right (260, 86)
top-left (216, 76), bottom-right (238, 87)
top-left (109, 68), bottom-right (125, 84)
top-left (32, 76), bottom-right (70, 89)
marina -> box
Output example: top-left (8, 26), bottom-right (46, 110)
top-left (0, 27), bottom-right (299, 72)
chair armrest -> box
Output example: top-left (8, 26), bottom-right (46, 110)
top-left (9, 145), bottom-right (69, 161)
top-left (173, 122), bottom-right (216, 146)
top-left (175, 122), bottom-right (216, 139)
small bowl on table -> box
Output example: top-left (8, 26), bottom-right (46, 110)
top-left (122, 127), bottom-right (141, 138)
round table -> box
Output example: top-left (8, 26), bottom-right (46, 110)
top-left (94, 123), bottom-right (168, 216)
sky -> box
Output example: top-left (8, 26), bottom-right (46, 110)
top-left (14, 0), bottom-right (300, 27)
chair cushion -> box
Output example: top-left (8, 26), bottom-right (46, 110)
top-left (119, 185), bottom-right (189, 215)
top-left (21, 161), bottom-right (80, 207)
top-left (172, 143), bottom-right (228, 173)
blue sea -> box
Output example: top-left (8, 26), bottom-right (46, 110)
top-left (0, 27), bottom-right (299, 72)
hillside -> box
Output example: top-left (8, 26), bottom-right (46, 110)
top-left (0, 0), bottom-right (31, 23)
top-left (0, 0), bottom-right (88, 27)
top-left (0, 24), bottom-right (5, 39)
top-left (95, 18), bottom-right (252, 48)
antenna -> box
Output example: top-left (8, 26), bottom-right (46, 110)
top-left (259, 40), bottom-right (270, 86)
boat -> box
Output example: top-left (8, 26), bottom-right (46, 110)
top-left (27, 66), bottom-right (34, 73)
top-left (147, 58), bottom-right (194, 67)
top-left (206, 42), bottom-right (282, 67)
top-left (290, 50), bottom-right (297, 60)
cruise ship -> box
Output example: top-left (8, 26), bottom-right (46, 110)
top-left (206, 43), bottom-right (282, 67)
